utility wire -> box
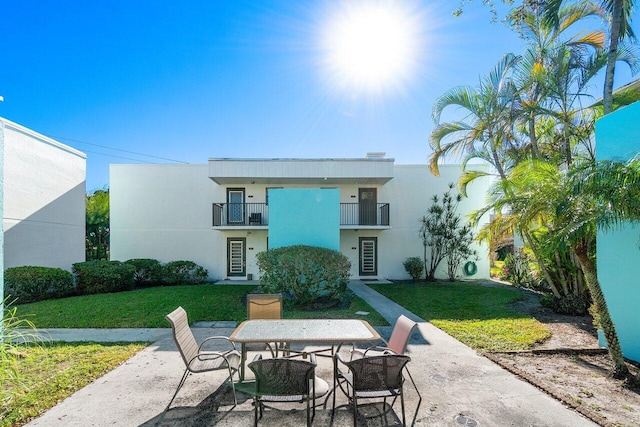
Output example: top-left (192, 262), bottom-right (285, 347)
top-left (47, 134), bottom-right (191, 164)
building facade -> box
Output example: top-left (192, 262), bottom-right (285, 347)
top-left (110, 156), bottom-right (491, 281)
top-left (1, 117), bottom-right (87, 271)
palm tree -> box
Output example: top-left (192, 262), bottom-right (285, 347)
top-left (504, 157), bottom-right (640, 379)
top-left (430, 53), bottom-right (520, 181)
top-left (543, 0), bottom-right (637, 114)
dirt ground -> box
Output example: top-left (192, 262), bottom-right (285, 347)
top-left (487, 286), bottom-right (640, 427)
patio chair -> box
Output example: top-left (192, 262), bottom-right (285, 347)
top-left (247, 293), bottom-right (283, 320)
top-left (248, 353), bottom-right (329, 427)
top-left (350, 314), bottom-right (421, 426)
top-left (352, 314), bottom-right (417, 359)
top-left (332, 353), bottom-right (411, 426)
top-left (165, 306), bottom-right (241, 410)
top-left (247, 293), bottom-right (284, 355)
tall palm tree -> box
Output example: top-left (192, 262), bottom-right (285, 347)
top-left (430, 53), bottom-right (520, 181)
top-left (543, 0), bottom-right (637, 114)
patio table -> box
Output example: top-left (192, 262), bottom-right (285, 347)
top-left (229, 318), bottom-right (381, 381)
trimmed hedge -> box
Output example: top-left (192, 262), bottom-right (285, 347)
top-left (163, 260), bottom-right (208, 285)
top-left (125, 258), bottom-right (164, 286)
top-left (256, 245), bottom-right (350, 306)
top-left (73, 261), bottom-right (136, 295)
top-left (4, 266), bottom-right (75, 303)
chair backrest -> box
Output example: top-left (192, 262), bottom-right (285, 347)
top-left (346, 354), bottom-right (410, 392)
top-left (386, 314), bottom-right (417, 355)
top-left (166, 306), bottom-right (199, 368)
top-left (247, 293), bottom-right (283, 320)
top-left (249, 358), bottom-right (315, 396)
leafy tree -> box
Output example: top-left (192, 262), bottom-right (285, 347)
top-left (419, 184), bottom-right (476, 281)
top-left (86, 189), bottom-right (110, 260)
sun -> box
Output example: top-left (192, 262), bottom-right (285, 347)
top-left (320, 1), bottom-right (421, 94)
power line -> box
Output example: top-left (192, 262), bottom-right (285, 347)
top-left (80, 149), bottom-right (158, 163)
top-left (47, 134), bottom-right (191, 164)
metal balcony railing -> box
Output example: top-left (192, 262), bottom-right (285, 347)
top-left (212, 202), bottom-right (390, 227)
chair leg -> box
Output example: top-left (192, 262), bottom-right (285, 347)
top-left (165, 369), bottom-right (190, 410)
top-left (307, 397), bottom-right (311, 427)
top-left (253, 397), bottom-right (259, 427)
top-left (352, 393), bottom-right (358, 427)
top-left (400, 391), bottom-right (406, 427)
top-left (227, 366), bottom-right (238, 406)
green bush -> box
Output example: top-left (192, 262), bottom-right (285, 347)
top-left (72, 261), bottom-right (136, 295)
top-left (256, 245), bottom-right (351, 306)
top-left (4, 266), bottom-right (75, 303)
top-left (402, 257), bottom-right (423, 281)
top-left (162, 260), bottom-right (208, 285)
top-left (540, 293), bottom-right (591, 316)
top-left (125, 258), bottom-right (164, 286)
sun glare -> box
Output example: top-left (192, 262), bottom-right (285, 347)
top-left (321, 1), bottom-right (421, 94)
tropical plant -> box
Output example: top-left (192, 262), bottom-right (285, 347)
top-left (1, 298), bottom-right (41, 411)
top-left (86, 189), bottom-right (110, 261)
top-left (419, 183), bottom-right (476, 281)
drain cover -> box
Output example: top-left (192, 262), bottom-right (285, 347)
top-left (454, 414), bottom-right (478, 426)
top-left (430, 374), bottom-right (447, 383)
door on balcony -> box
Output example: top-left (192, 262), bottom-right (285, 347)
top-left (359, 188), bottom-right (377, 225)
top-left (227, 188), bottom-right (245, 224)
top-left (227, 238), bottom-right (246, 277)
top-left (359, 237), bottom-right (377, 276)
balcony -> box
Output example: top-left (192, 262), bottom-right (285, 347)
top-left (212, 203), bottom-right (390, 228)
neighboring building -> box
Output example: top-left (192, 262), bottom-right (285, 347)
top-left (1, 118), bottom-right (86, 271)
top-left (110, 155), bottom-right (491, 281)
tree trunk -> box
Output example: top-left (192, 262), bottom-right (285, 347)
top-left (574, 242), bottom-right (629, 379)
top-left (604, 0), bottom-right (623, 115)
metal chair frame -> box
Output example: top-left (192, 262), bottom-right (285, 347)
top-left (165, 306), bottom-right (240, 410)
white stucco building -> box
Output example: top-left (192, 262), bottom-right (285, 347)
top-left (110, 155), bottom-right (491, 281)
top-left (1, 118), bottom-right (87, 271)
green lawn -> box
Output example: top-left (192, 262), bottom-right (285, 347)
top-left (1, 342), bottom-right (146, 427)
top-left (15, 284), bottom-right (388, 328)
top-left (368, 281), bottom-right (550, 352)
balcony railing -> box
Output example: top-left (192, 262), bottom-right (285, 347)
top-left (212, 202), bottom-right (390, 227)
top-left (212, 203), bottom-right (269, 227)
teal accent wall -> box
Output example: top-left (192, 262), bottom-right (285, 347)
top-left (269, 188), bottom-right (340, 250)
top-left (595, 102), bottom-right (640, 362)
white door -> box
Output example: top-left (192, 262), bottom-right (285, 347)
top-left (227, 189), bottom-right (245, 224)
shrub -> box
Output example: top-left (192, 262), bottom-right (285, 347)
top-left (403, 257), bottom-right (423, 281)
top-left (125, 258), bottom-right (164, 286)
top-left (540, 293), bottom-right (591, 316)
top-left (500, 252), bottom-right (532, 287)
top-left (4, 266), bottom-right (75, 303)
top-left (73, 261), bottom-right (136, 295)
top-left (162, 260), bottom-right (208, 285)
top-left (256, 245), bottom-right (351, 306)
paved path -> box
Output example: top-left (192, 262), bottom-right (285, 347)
top-left (26, 281), bottom-right (598, 427)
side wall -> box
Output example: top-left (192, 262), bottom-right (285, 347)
top-left (2, 118), bottom-right (86, 271)
top-left (595, 102), bottom-right (640, 362)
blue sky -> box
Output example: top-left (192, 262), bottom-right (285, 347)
top-left (1, 1), bottom-right (637, 192)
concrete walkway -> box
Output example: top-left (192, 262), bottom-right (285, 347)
top-left (25, 281), bottom-right (598, 426)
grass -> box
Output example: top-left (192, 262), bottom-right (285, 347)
top-left (368, 281), bottom-right (550, 352)
top-left (1, 342), bottom-right (146, 427)
top-left (15, 284), bottom-right (388, 328)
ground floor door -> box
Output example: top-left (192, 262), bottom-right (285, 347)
top-left (227, 238), bottom-right (246, 277)
top-left (359, 237), bottom-right (377, 276)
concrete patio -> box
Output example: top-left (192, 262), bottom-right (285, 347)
top-left (25, 282), bottom-right (598, 426)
